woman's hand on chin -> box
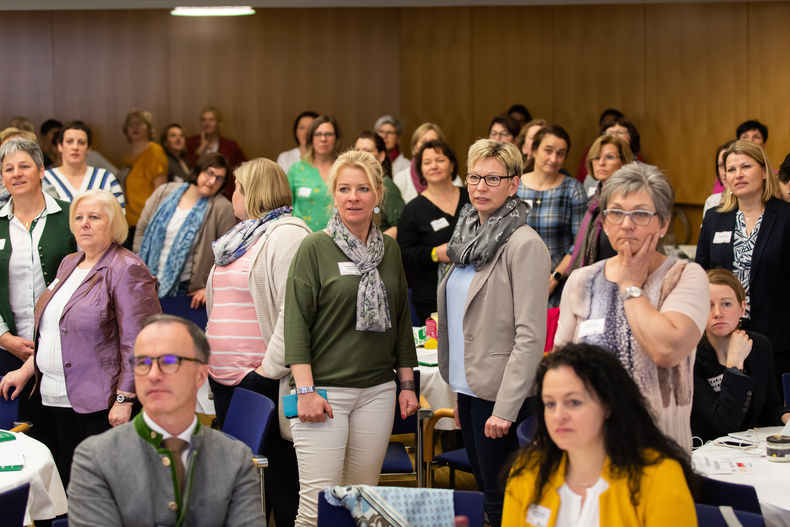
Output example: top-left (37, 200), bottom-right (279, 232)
top-left (725, 330), bottom-right (752, 370)
top-left (614, 233), bottom-right (659, 289)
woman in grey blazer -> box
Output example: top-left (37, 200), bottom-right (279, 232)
top-left (438, 139), bottom-right (550, 527)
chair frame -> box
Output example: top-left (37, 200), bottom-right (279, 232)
top-left (422, 407), bottom-right (472, 488)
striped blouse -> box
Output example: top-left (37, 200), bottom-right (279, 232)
top-left (206, 247), bottom-right (266, 386)
top-left (44, 166), bottom-right (126, 211)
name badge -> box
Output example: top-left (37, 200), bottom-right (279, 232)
top-left (578, 318), bottom-right (605, 338)
top-left (0, 239), bottom-right (5, 250)
top-left (713, 231), bottom-right (732, 244)
top-left (297, 187), bottom-right (312, 198)
top-left (587, 186), bottom-right (597, 198)
top-left (430, 217), bottom-right (450, 232)
top-left (47, 278), bottom-right (60, 291)
top-left (524, 199), bottom-right (533, 208)
top-left (338, 262), bottom-right (362, 276)
top-left (526, 504), bottom-right (551, 527)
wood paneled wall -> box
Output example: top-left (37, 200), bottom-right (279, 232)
top-left (3, 3), bottom-right (789, 242)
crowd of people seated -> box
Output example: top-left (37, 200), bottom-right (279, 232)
top-left (0, 105), bottom-right (789, 527)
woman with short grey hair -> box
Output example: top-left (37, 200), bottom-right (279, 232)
top-left (374, 114), bottom-right (409, 175)
top-left (554, 163), bottom-right (709, 451)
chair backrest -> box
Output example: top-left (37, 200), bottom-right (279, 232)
top-left (516, 416), bottom-right (536, 448)
top-left (0, 482), bottom-right (30, 527)
top-left (698, 476), bottom-right (762, 515)
top-left (158, 296), bottom-right (209, 331)
top-left (221, 387), bottom-right (275, 455)
top-left (0, 376), bottom-right (20, 429)
top-left (391, 370), bottom-right (420, 435)
top-left (783, 373), bottom-right (790, 407)
top-left (694, 504), bottom-right (765, 527)
top-left (317, 489), bottom-right (484, 527)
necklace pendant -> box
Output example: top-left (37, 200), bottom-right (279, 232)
top-left (536, 199), bottom-right (541, 205)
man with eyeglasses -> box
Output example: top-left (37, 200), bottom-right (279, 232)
top-left (67, 314), bottom-right (263, 527)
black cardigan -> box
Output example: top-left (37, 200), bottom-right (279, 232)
top-left (691, 332), bottom-right (788, 442)
top-left (695, 198), bottom-right (790, 355)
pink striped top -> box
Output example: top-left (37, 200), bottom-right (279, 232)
top-left (206, 248), bottom-right (266, 386)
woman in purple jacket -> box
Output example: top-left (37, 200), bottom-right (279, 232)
top-left (0, 189), bottom-right (160, 487)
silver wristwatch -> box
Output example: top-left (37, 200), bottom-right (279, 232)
top-left (620, 285), bottom-right (644, 302)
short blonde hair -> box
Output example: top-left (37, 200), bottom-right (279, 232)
top-left (328, 150), bottom-right (384, 206)
top-left (71, 190), bottom-right (128, 244)
top-left (122, 109), bottom-right (154, 142)
top-left (467, 139), bottom-right (523, 179)
top-left (0, 127), bottom-right (38, 146)
top-left (718, 140), bottom-right (779, 212)
top-left (409, 123), bottom-right (446, 155)
top-left (586, 135), bottom-right (633, 178)
top-left (233, 158), bottom-right (292, 219)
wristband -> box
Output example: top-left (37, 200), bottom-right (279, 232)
top-left (400, 380), bottom-right (416, 392)
top-left (295, 385), bottom-right (316, 395)
top-left (430, 247), bottom-right (439, 263)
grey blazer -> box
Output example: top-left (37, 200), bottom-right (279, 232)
top-left (67, 414), bottom-right (264, 527)
top-left (437, 224), bottom-right (551, 421)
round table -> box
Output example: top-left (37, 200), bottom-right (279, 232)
top-left (692, 428), bottom-right (790, 527)
top-left (0, 431), bottom-right (67, 525)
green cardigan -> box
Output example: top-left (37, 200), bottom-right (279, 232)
top-left (0, 197), bottom-right (76, 343)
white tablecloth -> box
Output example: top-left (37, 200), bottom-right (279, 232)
top-left (692, 428), bottom-right (790, 527)
top-left (417, 348), bottom-right (458, 431)
top-left (0, 431), bottom-right (67, 525)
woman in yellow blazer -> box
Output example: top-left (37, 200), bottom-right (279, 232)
top-left (503, 343), bottom-right (696, 527)
top-left (437, 139), bottom-right (550, 527)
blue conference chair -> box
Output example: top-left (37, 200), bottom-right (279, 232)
top-left (516, 415), bottom-right (536, 448)
top-left (222, 388), bottom-right (276, 518)
top-left (158, 296), bottom-right (208, 331)
top-left (698, 476), bottom-right (762, 515)
top-left (381, 371), bottom-right (427, 486)
top-left (0, 482), bottom-right (30, 527)
top-left (0, 376), bottom-right (20, 430)
top-left (318, 489), bottom-right (484, 527)
top-left (782, 373), bottom-right (790, 407)
top-left (695, 504), bottom-right (764, 527)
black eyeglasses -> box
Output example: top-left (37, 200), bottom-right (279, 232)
top-left (602, 208), bottom-right (658, 226)
top-left (130, 354), bottom-right (206, 375)
top-left (465, 174), bottom-right (515, 187)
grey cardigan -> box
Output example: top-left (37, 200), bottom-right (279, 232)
top-left (67, 413), bottom-right (263, 527)
top-left (133, 182), bottom-right (237, 294)
top-left (437, 224), bottom-right (551, 421)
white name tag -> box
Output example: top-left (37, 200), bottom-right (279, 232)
top-left (297, 186), bottom-right (312, 198)
top-left (587, 186), bottom-right (597, 198)
top-left (713, 231), bottom-right (732, 244)
top-left (524, 199), bottom-right (533, 208)
top-left (526, 504), bottom-right (551, 527)
top-left (47, 278), bottom-right (60, 291)
top-left (430, 217), bottom-right (450, 231)
top-left (578, 318), bottom-right (605, 338)
top-left (0, 239), bottom-right (5, 250)
top-left (337, 262), bottom-right (362, 276)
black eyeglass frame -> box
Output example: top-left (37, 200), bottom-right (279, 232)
top-left (130, 354), bottom-right (206, 375)
top-left (465, 174), bottom-right (516, 187)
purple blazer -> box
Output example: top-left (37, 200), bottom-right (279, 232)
top-left (33, 243), bottom-right (161, 413)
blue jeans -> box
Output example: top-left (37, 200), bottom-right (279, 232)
top-left (456, 393), bottom-right (533, 527)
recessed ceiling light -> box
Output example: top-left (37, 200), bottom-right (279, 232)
top-left (171, 6), bottom-right (255, 16)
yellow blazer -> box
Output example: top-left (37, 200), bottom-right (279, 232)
top-left (502, 451), bottom-right (696, 527)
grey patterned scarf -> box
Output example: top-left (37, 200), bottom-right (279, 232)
top-left (447, 196), bottom-right (528, 270)
top-left (327, 213), bottom-right (391, 332)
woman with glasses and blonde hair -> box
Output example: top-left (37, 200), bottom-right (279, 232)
top-left (696, 140), bottom-right (790, 388)
top-left (206, 158), bottom-right (310, 526)
top-left (134, 153), bottom-right (237, 309)
top-left (439, 139), bottom-right (550, 527)
top-left (286, 114), bottom-right (341, 232)
top-left (555, 164), bottom-right (709, 451)
top-left (0, 188), bottom-right (160, 488)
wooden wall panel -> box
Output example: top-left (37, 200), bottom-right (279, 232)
top-left (748, 2), bottom-right (790, 168)
top-left (0, 12), bottom-right (55, 129)
top-left (399, 7), bottom-right (473, 169)
top-left (51, 10), bottom-right (170, 164)
top-left (552, 4), bottom-right (646, 174)
top-left (644, 3), bottom-right (748, 204)
top-left (469, 6), bottom-right (554, 146)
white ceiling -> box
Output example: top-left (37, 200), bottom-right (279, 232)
top-left (0, 0), bottom-right (781, 10)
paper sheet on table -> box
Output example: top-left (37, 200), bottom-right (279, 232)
top-left (729, 426), bottom-right (785, 443)
top-left (781, 420), bottom-right (790, 436)
top-left (417, 348), bottom-right (438, 366)
top-left (692, 454), bottom-right (755, 475)
top-left (0, 443), bottom-right (24, 471)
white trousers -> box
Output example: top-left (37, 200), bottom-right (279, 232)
top-left (290, 381), bottom-right (396, 526)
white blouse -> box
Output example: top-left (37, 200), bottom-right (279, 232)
top-left (555, 477), bottom-right (609, 527)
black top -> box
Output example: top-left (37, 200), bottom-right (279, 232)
top-left (695, 198), bottom-right (790, 355)
top-left (397, 188), bottom-right (470, 307)
top-left (691, 331), bottom-right (788, 442)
